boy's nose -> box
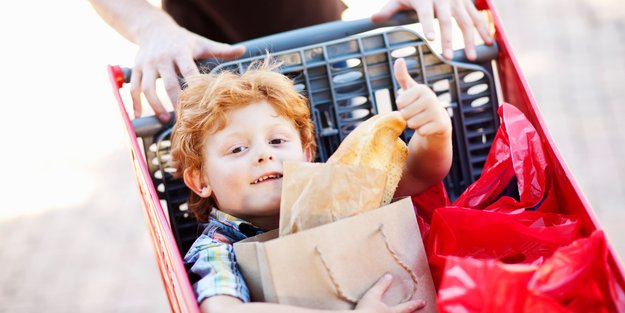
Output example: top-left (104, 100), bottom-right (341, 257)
top-left (256, 151), bottom-right (274, 164)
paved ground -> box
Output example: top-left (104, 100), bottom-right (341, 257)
top-left (492, 0), bottom-right (625, 258)
top-left (1, 0), bottom-right (623, 312)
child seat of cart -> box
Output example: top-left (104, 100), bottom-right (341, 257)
top-left (127, 11), bottom-right (501, 256)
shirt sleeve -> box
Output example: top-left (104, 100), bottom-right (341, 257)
top-left (183, 232), bottom-right (250, 303)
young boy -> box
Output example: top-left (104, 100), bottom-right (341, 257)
top-left (170, 58), bottom-right (452, 313)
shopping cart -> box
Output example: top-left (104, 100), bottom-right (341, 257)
top-left (106, 0), bottom-right (625, 311)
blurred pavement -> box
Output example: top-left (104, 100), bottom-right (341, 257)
top-left (0, 0), bottom-right (623, 311)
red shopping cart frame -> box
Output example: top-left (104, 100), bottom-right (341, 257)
top-left (108, 64), bottom-right (199, 313)
top-left (106, 0), bottom-right (625, 311)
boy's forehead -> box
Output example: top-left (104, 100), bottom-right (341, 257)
top-left (223, 100), bottom-right (288, 126)
top-left (207, 102), bottom-right (296, 139)
top-left (216, 120), bottom-right (296, 139)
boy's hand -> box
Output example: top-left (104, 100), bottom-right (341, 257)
top-left (391, 58), bottom-right (453, 194)
top-left (393, 58), bottom-right (451, 139)
top-left (355, 274), bottom-right (426, 313)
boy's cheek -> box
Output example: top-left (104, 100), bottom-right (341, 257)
top-left (278, 145), bottom-right (309, 161)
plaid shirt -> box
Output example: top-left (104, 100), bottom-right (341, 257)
top-left (184, 208), bottom-right (265, 303)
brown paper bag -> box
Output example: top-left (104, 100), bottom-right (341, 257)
top-left (234, 198), bottom-right (438, 312)
top-left (279, 161), bottom-right (387, 236)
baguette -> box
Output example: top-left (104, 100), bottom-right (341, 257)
top-left (328, 112), bottom-right (407, 206)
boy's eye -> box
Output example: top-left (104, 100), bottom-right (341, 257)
top-left (231, 146), bottom-right (247, 154)
top-left (269, 138), bottom-right (286, 145)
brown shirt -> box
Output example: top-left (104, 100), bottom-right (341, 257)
top-left (163, 0), bottom-right (347, 43)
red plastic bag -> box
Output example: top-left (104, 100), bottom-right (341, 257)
top-left (412, 103), bottom-right (550, 232)
top-left (421, 102), bottom-right (583, 285)
top-left (452, 103), bottom-right (550, 213)
top-left (437, 230), bottom-right (625, 312)
top-left (438, 256), bottom-right (538, 312)
top-left (427, 207), bottom-right (580, 286)
top-left (412, 182), bottom-right (450, 223)
top-left (526, 230), bottom-right (625, 312)
top-left (411, 182), bottom-right (450, 241)
top-left (416, 103), bottom-right (625, 312)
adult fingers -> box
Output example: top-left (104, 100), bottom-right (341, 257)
top-left (363, 274), bottom-right (393, 300)
top-left (452, 0), bottom-right (476, 60)
top-left (435, 1), bottom-right (454, 60)
top-left (371, 0), bottom-right (404, 23)
top-left (159, 63), bottom-right (181, 113)
top-left (392, 299), bottom-right (427, 313)
top-left (141, 68), bottom-right (169, 123)
top-left (176, 55), bottom-right (200, 78)
top-left (393, 58), bottom-right (418, 91)
top-left (465, 0), bottom-right (493, 45)
top-left (196, 39), bottom-right (246, 60)
top-left (411, 0), bottom-right (436, 41)
top-left (130, 67), bottom-right (143, 118)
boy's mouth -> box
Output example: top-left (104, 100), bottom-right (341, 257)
top-left (251, 173), bottom-right (283, 185)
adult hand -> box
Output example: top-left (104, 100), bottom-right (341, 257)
top-left (372, 0), bottom-right (493, 61)
top-left (355, 273), bottom-right (426, 313)
top-left (131, 24), bottom-right (245, 122)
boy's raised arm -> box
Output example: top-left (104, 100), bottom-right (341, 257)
top-left (201, 273), bottom-right (426, 313)
top-left (393, 58), bottom-right (453, 197)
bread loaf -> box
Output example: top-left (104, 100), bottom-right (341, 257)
top-left (327, 112), bottom-right (408, 206)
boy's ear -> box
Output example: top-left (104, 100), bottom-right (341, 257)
top-left (304, 145), bottom-right (313, 162)
top-left (183, 168), bottom-right (212, 198)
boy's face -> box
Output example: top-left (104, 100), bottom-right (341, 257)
top-left (196, 100), bottom-right (310, 224)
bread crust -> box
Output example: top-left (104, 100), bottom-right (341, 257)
top-left (328, 112), bottom-right (408, 205)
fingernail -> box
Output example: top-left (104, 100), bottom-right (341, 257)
top-left (160, 113), bottom-right (170, 122)
top-left (426, 32), bottom-right (435, 40)
top-left (467, 50), bottom-right (477, 61)
top-left (444, 49), bottom-right (453, 60)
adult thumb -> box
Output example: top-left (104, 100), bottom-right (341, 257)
top-left (394, 58), bottom-right (418, 91)
top-left (197, 40), bottom-right (246, 60)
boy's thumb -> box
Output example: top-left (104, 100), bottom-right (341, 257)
top-left (393, 58), bottom-right (418, 91)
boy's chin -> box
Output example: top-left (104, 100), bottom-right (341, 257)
top-left (249, 199), bottom-right (281, 216)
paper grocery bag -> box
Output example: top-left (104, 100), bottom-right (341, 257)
top-left (279, 161), bottom-right (387, 236)
top-left (234, 198), bottom-right (437, 311)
